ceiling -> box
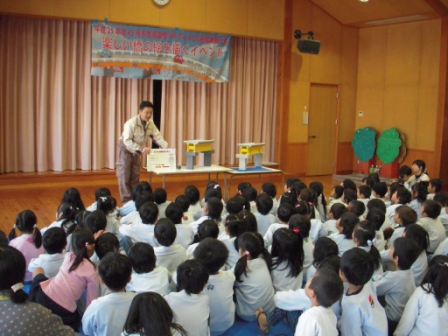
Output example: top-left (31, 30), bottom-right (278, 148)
top-left (309, 0), bottom-right (448, 27)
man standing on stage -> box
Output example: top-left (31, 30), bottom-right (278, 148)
top-left (116, 101), bottom-right (168, 204)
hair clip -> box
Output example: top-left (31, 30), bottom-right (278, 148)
top-left (214, 184), bottom-right (220, 189)
top-left (33, 224), bottom-right (38, 229)
top-left (293, 228), bottom-right (300, 234)
top-left (295, 204), bottom-right (301, 208)
top-left (100, 196), bottom-right (107, 201)
top-left (444, 262), bottom-right (448, 268)
top-left (13, 224), bottom-right (17, 229)
top-left (308, 202), bottom-right (313, 206)
top-left (11, 282), bottom-right (24, 293)
top-left (244, 251), bottom-right (250, 256)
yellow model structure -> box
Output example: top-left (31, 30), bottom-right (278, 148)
top-left (236, 143), bottom-right (265, 170)
top-left (183, 139), bottom-right (215, 170)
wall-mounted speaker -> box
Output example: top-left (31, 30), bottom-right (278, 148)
top-left (297, 39), bottom-right (321, 54)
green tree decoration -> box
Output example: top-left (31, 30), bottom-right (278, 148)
top-left (351, 127), bottom-right (376, 162)
top-left (377, 128), bottom-right (402, 164)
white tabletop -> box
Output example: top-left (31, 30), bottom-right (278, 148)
top-left (146, 164), bottom-right (231, 175)
top-left (183, 139), bottom-right (215, 144)
top-left (237, 142), bottom-right (265, 147)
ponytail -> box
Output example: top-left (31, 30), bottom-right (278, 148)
top-left (235, 232), bottom-right (263, 282)
top-left (422, 255), bottom-right (448, 307)
top-left (32, 225), bottom-right (42, 249)
top-left (69, 228), bottom-right (96, 273)
top-left (412, 182), bottom-right (429, 203)
top-left (56, 203), bottom-right (76, 233)
top-left (8, 226), bottom-right (17, 242)
top-left (354, 221), bottom-right (380, 270)
top-left (368, 244), bottom-right (381, 271)
top-left (9, 210), bottom-right (41, 248)
top-left (234, 254), bottom-right (249, 283)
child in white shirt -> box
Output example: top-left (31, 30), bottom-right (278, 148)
top-left (329, 185), bottom-right (345, 206)
top-left (410, 182), bottom-right (428, 219)
top-left (154, 188), bottom-right (171, 219)
top-left (119, 191), bottom-right (153, 225)
top-left (329, 212), bottom-right (358, 256)
top-left (388, 205), bottom-right (417, 250)
top-left (126, 242), bottom-right (171, 295)
top-left (427, 178), bottom-right (443, 200)
top-left (186, 220), bottom-right (219, 259)
top-left (119, 201), bottom-right (159, 251)
top-left (372, 182), bottom-right (391, 207)
top-left (153, 218), bottom-right (186, 274)
top-left (41, 202), bottom-right (76, 235)
top-left (395, 255), bottom-right (448, 336)
top-left (28, 227), bottom-right (66, 279)
top-left (82, 253), bottom-right (136, 336)
top-left (174, 194), bottom-right (194, 225)
top-left (164, 260), bottom-right (210, 336)
top-left (94, 233), bottom-right (120, 297)
top-left (339, 248), bottom-right (388, 336)
top-left (352, 221), bottom-right (383, 277)
top-left (194, 238), bottom-right (235, 336)
top-left (189, 197), bottom-right (224, 235)
top-left (407, 159), bottom-right (430, 189)
top-left (255, 193), bottom-right (276, 236)
top-left (262, 182), bottom-right (279, 216)
top-left (185, 185), bottom-right (202, 220)
top-left (289, 214), bottom-right (314, 279)
top-left (221, 216), bottom-right (246, 270)
top-left (234, 232), bottom-right (275, 321)
top-left (119, 181), bottom-right (153, 217)
top-left (305, 237), bottom-right (339, 281)
top-left (357, 185), bottom-right (372, 216)
top-left (263, 203), bottom-right (295, 248)
top-left (324, 203), bottom-right (347, 236)
top-left (348, 200), bottom-right (366, 221)
top-left (386, 187), bottom-right (412, 225)
top-left (97, 195), bottom-right (122, 241)
top-left (270, 228), bottom-right (304, 292)
top-left (165, 203), bottom-right (194, 249)
top-left (365, 208), bottom-right (386, 252)
top-left (418, 200), bottom-right (446, 253)
top-left (310, 181), bottom-right (328, 222)
top-left (434, 191), bottom-right (448, 234)
top-left (372, 237), bottom-right (420, 334)
top-left (257, 267), bottom-right (343, 335)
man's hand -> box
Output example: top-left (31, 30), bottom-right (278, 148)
top-left (141, 147), bottom-right (150, 155)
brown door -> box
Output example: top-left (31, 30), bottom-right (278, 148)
top-left (306, 84), bottom-right (338, 176)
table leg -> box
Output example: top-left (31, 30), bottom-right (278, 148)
top-left (223, 173), bottom-right (227, 201)
top-left (258, 173), bottom-right (261, 192)
top-left (163, 175), bottom-right (166, 189)
top-left (150, 172), bottom-right (152, 185)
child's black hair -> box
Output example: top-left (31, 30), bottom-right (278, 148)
top-left (238, 210), bottom-right (258, 233)
top-left (404, 224), bottom-right (429, 252)
top-left (128, 242), bottom-right (156, 274)
top-left (85, 210), bottom-right (107, 234)
top-left (256, 193), bottom-right (273, 215)
top-left (174, 195), bottom-right (190, 213)
top-left (412, 182), bottom-right (429, 203)
top-left (333, 185), bottom-right (344, 199)
top-left (226, 196), bottom-right (246, 215)
top-left (317, 255), bottom-right (341, 275)
top-left (413, 159), bottom-right (428, 175)
top-left (62, 187), bottom-right (85, 211)
top-left (353, 221), bottom-right (381, 270)
top-left (123, 292), bottom-right (187, 336)
top-left (237, 182), bottom-right (252, 193)
top-left (94, 187), bottom-right (111, 201)
top-left (422, 200), bottom-right (442, 219)
top-left (329, 203), bottom-right (347, 220)
top-left (340, 248), bottom-right (374, 286)
top-left (94, 232), bottom-right (120, 260)
top-left (0, 246), bottom-right (28, 303)
top-left (365, 208), bottom-right (385, 231)
top-left (373, 182), bottom-right (388, 198)
top-left (389, 182), bottom-right (403, 201)
top-left (271, 228), bottom-right (304, 278)
top-left (277, 203), bottom-right (295, 223)
top-left (310, 181), bottom-right (327, 221)
top-left (309, 267), bottom-right (344, 308)
top-left (285, 177), bottom-right (300, 189)
top-left (289, 214), bottom-right (311, 238)
top-left (0, 230), bottom-right (9, 247)
top-left (279, 192), bottom-right (298, 207)
top-left (153, 188), bottom-right (168, 205)
top-left (343, 189), bottom-right (357, 204)
top-left (358, 185), bottom-right (372, 199)
top-left (132, 181), bottom-right (153, 202)
top-left (9, 210), bottom-right (42, 249)
top-left (434, 191), bottom-right (448, 207)
top-left (392, 237), bottom-right (421, 270)
top-left (394, 187), bottom-right (412, 205)
top-left (74, 210), bottom-right (91, 229)
top-left (165, 202), bottom-right (184, 224)
top-left (397, 205), bottom-right (417, 226)
top-left (349, 200), bottom-right (366, 218)
top-left (338, 212), bottom-right (359, 239)
top-left (300, 188), bottom-right (317, 207)
top-left (97, 195), bottom-right (116, 215)
top-left (69, 228), bottom-right (96, 272)
top-left (205, 188), bottom-right (222, 202)
top-left (242, 186), bottom-right (258, 203)
top-left (399, 165), bottom-right (412, 179)
top-left (290, 181), bottom-right (307, 199)
top-left (313, 237), bottom-right (339, 268)
top-left (429, 178), bottom-right (443, 193)
top-left (262, 182), bottom-right (277, 198)
top-left (206, 197), bottom-right (224, 221)
top-left (342, 179), bottom-right (357, 192)
top-left (139, 201), bottom-right (159, 224)
top-left (198, 220), bottom-right (219, 240)
top-left (98, 252), bottom-right (132, 291)
top-left (154, 218), bottom-right (177, 247)
top-left (367, 198), bottom-right (387, 214)
top-left (193, 238), bottom-right (229, 274)
top-left (42, 227), bottom-right (66, 254)
top-left (294, 200), bottom-right (311, 217)
top-left (135, 191), bottom-right (155, 211)
top-left (235, 232), bottom-right (267, 282)
top-left (363, 174), bottom-right (379, 189)
top-left (55, 202), bottom-right (77, 234)
top-left (184, 185), bottom-right (200, 205)
top-left (176, 259), bottom-right (209, 295)
top-left (422, 255), bottom-right (448, 307)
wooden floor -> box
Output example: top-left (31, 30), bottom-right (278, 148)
top-left (0, 169), bottom-right (337, 234)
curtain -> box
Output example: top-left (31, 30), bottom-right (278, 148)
top-left (0, 16), bottom-right (278, 173)
top-left (161, 37), bottom-right (278, 166)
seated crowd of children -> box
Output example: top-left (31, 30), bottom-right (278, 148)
top-left (2, 158), bottom-right (448, 336)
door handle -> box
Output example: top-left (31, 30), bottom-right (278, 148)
top-left (308, 135), bottom-right (316, 139)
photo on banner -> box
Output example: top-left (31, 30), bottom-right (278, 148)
top-left (91, 22), bottom-right (231, 82)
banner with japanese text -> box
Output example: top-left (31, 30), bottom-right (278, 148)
top-left (91, 22), bottom-right (231, 82)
